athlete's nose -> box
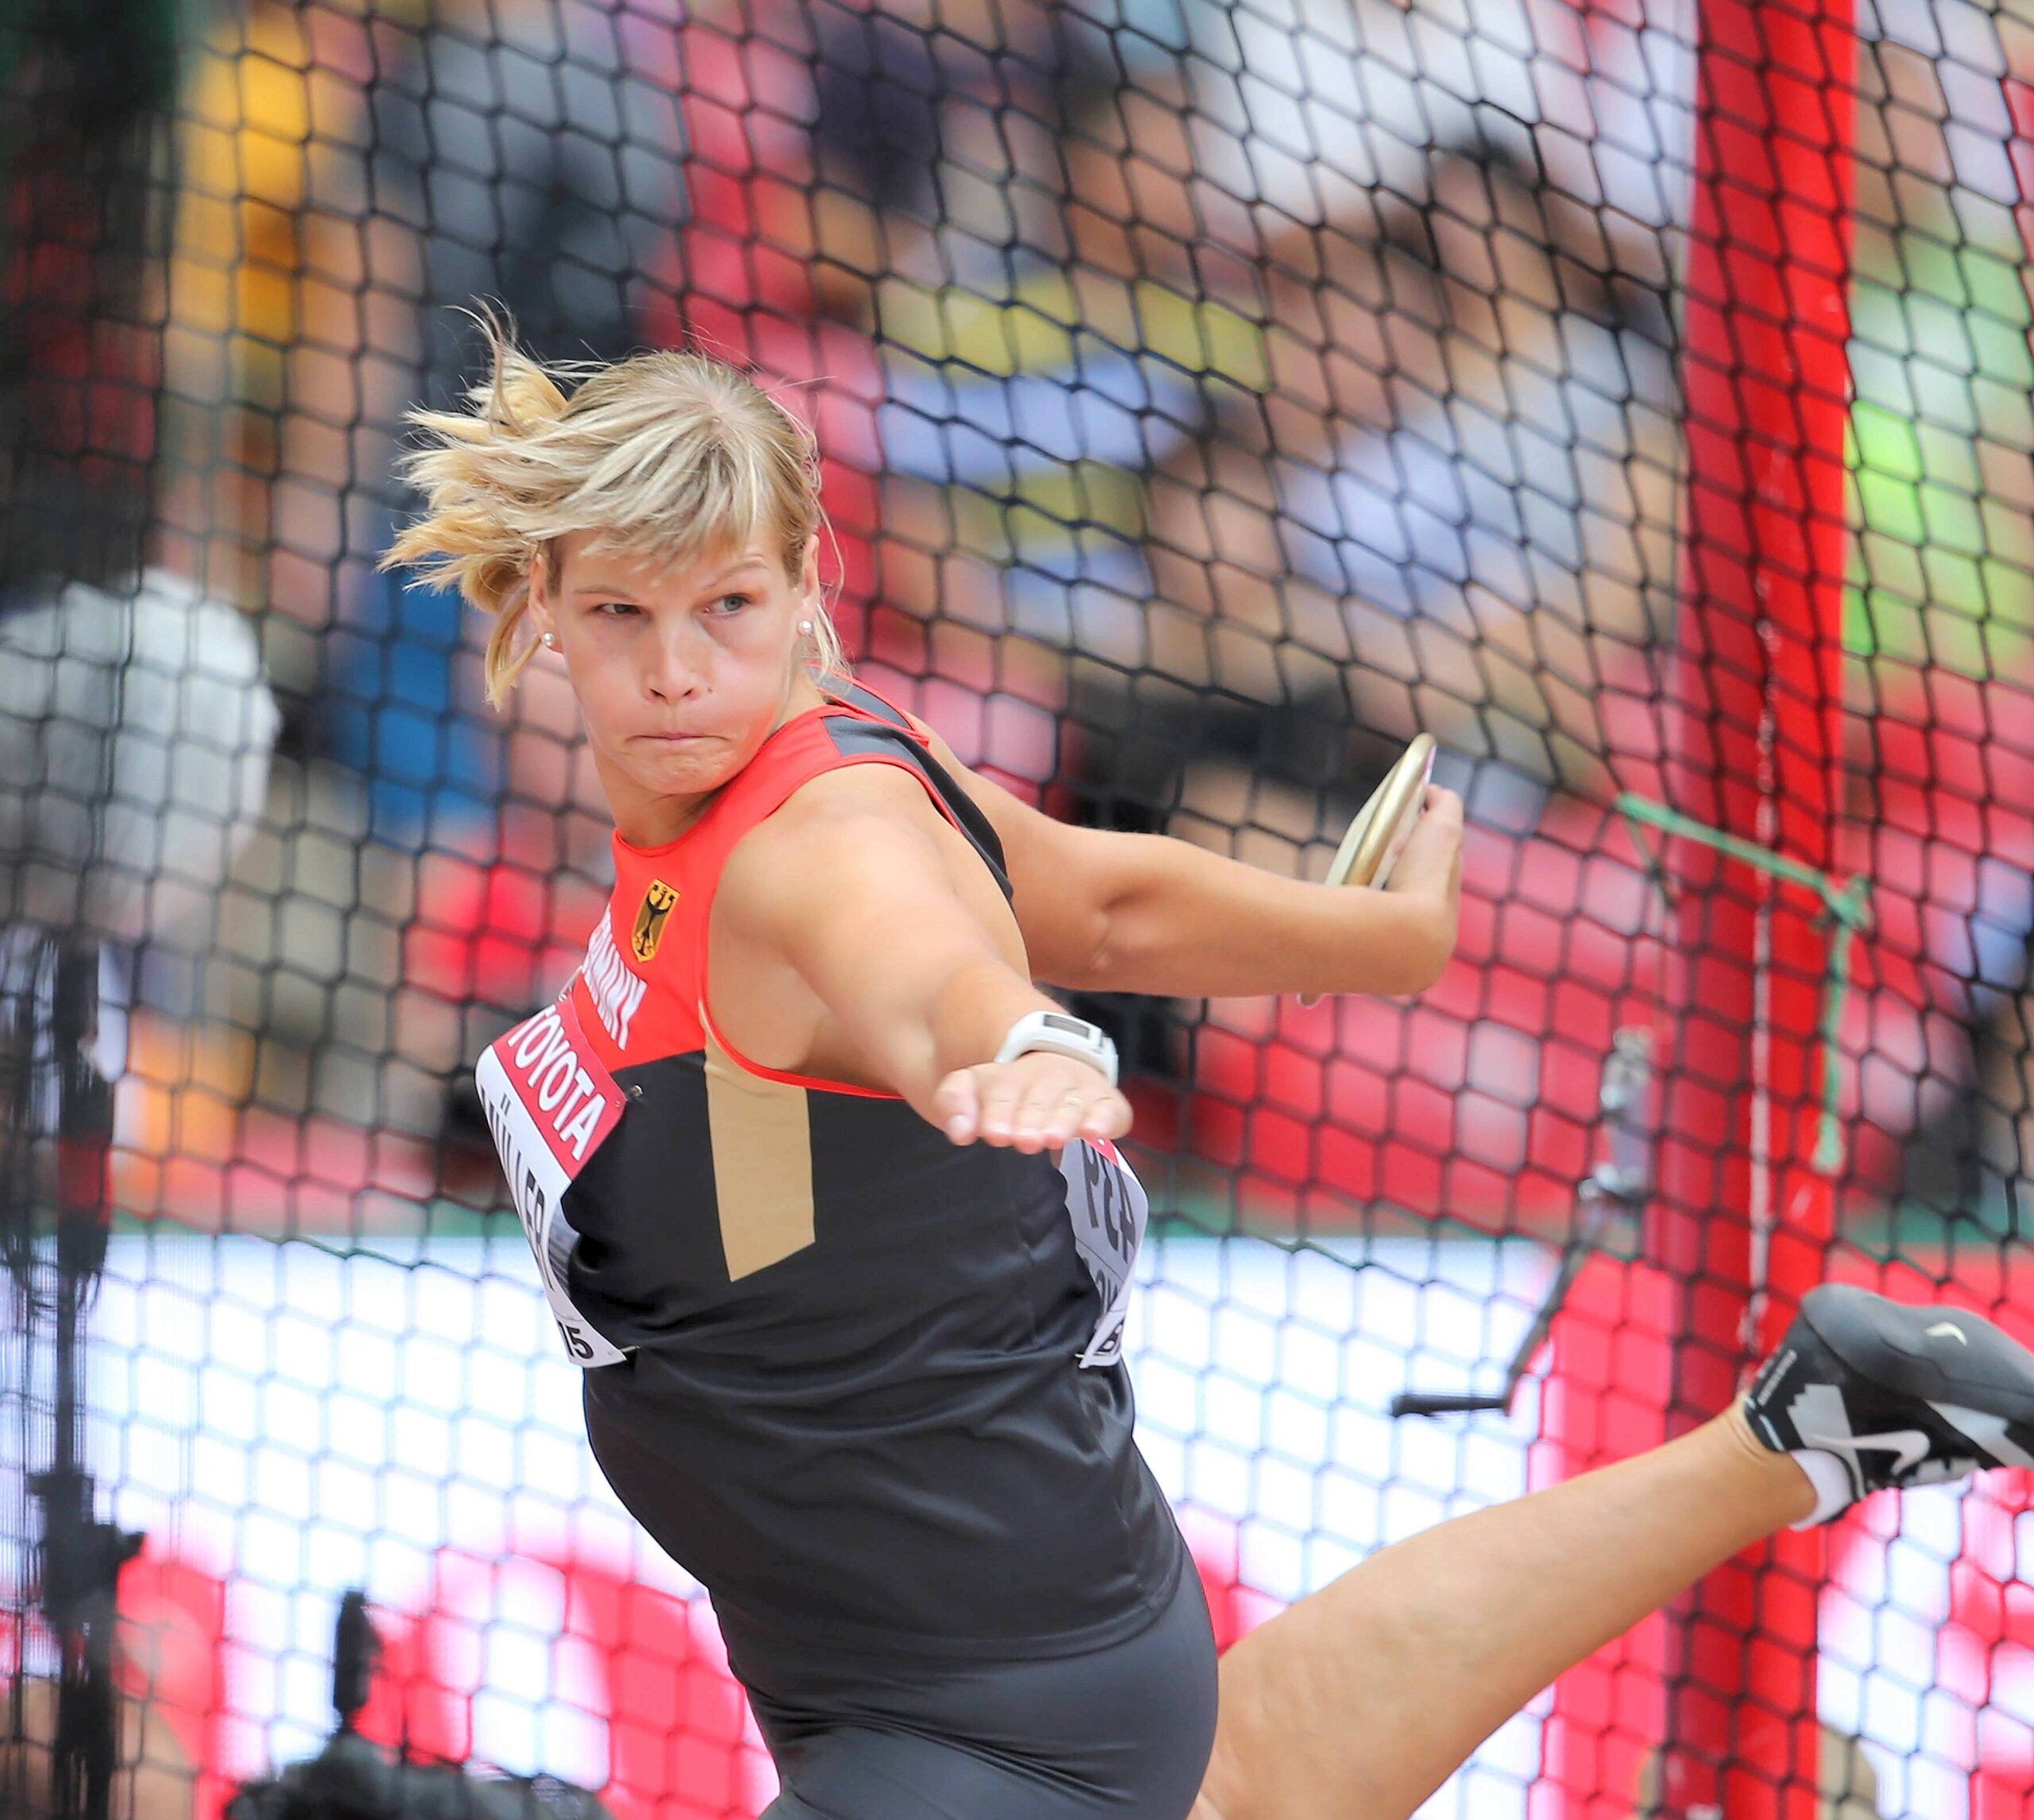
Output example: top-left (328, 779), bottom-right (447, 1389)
top-left (641, 620), bottom-right (707, 702)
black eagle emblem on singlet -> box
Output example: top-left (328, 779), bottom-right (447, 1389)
top-left (632, 879), bottom-right (679, 962)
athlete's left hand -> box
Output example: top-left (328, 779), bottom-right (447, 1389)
top-left (934, 1052), bottom-right (1133, 1152)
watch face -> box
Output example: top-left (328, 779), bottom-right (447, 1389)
top-left (1042, 1013), bottom-right (1092, 1037)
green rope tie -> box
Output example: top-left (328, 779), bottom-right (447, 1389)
top-left (1615, 793), bottom-right (1874, 1177)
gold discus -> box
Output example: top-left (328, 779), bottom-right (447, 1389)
top-left (1324, 733), bottom-right (1437, 891)
top-left (1302, 733), bottom-right (1438, 1007)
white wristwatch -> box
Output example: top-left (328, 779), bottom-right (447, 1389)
top-left (994, 1010), bottom-right (1119, 1086)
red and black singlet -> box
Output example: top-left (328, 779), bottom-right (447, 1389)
top-left (476, 679), bottom-right (1183, 1697)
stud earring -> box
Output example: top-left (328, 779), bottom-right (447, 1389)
top-left (798, 620), bottom-right (814, 636)
top-left (541, 631), bottom-right (559, 649)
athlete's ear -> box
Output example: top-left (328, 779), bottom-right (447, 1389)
top-left (528, 539), bottom-right (561, 641)
top-left (799, 540), bottom-right (822, 608)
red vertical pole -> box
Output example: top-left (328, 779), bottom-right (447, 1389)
top-left (1649, 0), bottom-right (1854, 1814)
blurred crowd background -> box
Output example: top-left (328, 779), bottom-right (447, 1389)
top-left (14, 0), bottom-right (1707, 1180)
top-left (6, 0), bottom-right (2031, 1235)
top-left (6, 0), bottom-right (2034, 1811)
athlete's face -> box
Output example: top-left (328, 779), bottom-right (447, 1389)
top-left (529, 531), bottom-right (829, 844)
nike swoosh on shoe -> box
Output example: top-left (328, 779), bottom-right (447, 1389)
top-left (1801, 1429), bottom-right (1930, 1476)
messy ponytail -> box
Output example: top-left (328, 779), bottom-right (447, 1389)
top-left (385, 315), bottom-right (848, 707)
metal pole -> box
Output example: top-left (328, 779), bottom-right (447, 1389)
top-left (40, 937), bottom-right (138, 1820)
top-left (2, 932), bottom-right (139, 1820)
top-left (1649, 0), bottom-right (1855, 1813)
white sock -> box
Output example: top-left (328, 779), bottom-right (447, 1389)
top-left (1786, 1449), bottom-right (1855, 1529)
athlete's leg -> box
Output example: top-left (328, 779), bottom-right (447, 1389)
top-left (1193, 1405), bottom-right (1798, 1820)
top-left (1193, 1287), bottom-right (2034, 1820)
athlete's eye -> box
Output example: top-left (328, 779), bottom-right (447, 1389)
top-left (711, 593), bottom-right (752, 616)
top-left (592, 600), bottom-right (640, 618)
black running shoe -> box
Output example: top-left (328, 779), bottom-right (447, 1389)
top-left (1744, 1284), bottom-right (2034, 1526)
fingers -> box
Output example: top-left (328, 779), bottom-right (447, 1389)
top-left (932, 1068), bottom-right (980, 1144)
top-left (1421, 786), bottom-right (1466, 897)
top-left (934, 1057), bottom-right (1132, 1150)
top-left (1421, 782), bottom-right (1464, 827)
top-left (1394, 786), bottom-right (1465, 889)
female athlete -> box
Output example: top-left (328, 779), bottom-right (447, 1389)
top-left (389, 331), bottom-right (2034, 1820)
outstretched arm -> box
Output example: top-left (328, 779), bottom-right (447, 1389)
top-left (907, 713), bottom-right (1466, 999)
top-left (1073, 787), bottom-right (1464, 999)
top-left (721, 763), bottom-right (1133, 1150)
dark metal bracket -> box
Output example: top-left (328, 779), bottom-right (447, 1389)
top-left (1392, 1026), bottom-right (1654, 1419)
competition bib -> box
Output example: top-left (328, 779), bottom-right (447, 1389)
top-left (475, 996), bottom-right (631, 1367)
top-left (1057, 1137), bottom-right (1150, 1369)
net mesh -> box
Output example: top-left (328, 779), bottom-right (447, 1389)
top-left (0, 0), bottom-right (2030, 1815)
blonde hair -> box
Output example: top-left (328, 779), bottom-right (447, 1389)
top-left (385, 320), bottom-right (848, 707)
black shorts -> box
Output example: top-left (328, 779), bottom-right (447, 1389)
top-left (748, 1564), bottom-right (1220, 1820)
